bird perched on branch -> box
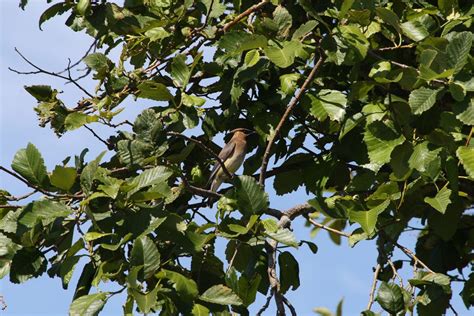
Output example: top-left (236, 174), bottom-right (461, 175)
top-left (207, 128), bottom-right (254, 192)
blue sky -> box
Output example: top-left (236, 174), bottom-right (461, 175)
top-left (0, 2), bottom-right (469, 315)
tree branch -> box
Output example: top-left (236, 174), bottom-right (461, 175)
top-left (180, 175), bottom-right (222, 199)
top-left (304, 215), bottom-right (352, 238)
top-left (380, 231), bottom-right (434, 274)
top-left (84, 125), bottom-right (112, 149)
top-left (366, 264), bottom-right (381, 311)
top-left (0, 166), bottom-right (83, 199)
top-left (10, 48), bottom-right (94, 98)
top-left (222, 0), bottom-right (270, 33)
top-left (167, 132), bottom-right (234, 180)
top-left (259, 53), bottom-right (324, 186)
top-left (256, 289), bottom-right (274, 316)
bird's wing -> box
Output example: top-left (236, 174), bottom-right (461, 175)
top-left (207, 141), bottom-right (236, 186)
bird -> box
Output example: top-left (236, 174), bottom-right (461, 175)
top-left (207, 128), bottom-right (254, 192)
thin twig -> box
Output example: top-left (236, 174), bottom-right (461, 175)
top-left (266, 203), bottom-right (351, 238)
top-left (259, 53), bottom-right (324, 186)
top-left (10, 48), bottom-right (94, 98)
top-left (380, 231), bottom-right (434, 273)
top-left (84, 125), bottom-right (112, 149)
top-left (222, 0), bottom-right (270, 32)
top-left (376, 44), bottom-right (414, 51)
top-left (465, 126), bottom-right (473, 146)
top-left (305, 215), bottom-right (352, 238)
top-left (282, 294), bottom-right (297, 316)
top-left (180, 175), bottom-right (222, 199)
top-left (368, 50), bottom-right (444, 84)
top-left (168, 132), bottom-right (234, 180)
top-left (226, 242), bottom-right (241, 274)
top-left (58, 39), bottom-right (98, 74)
top-left (191, 0), bottom-right (214, 36)
top-left (0, 205), bottom-right (22, 209)
top-left (0, 294), bottom-right (6, 311)
top-left (4, 190), bottom-right (37, 201)
top-left (256, 289), bottom-right (274, 316)
top-left (367, 264), bottom-right (381, 311)
top-left (388, 259), bottom-right (403, 287)
top-left (0, 166), bottom-right (82, 199)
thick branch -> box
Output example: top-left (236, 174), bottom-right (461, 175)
top-left (222, 0), bottom-right (270, 33)
top-left (259, 53), bottom-right (324, 186)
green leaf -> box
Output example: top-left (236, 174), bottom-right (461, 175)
top-left (266, 228), bottom-right (299, 247)
top-left (83, 53), bottom-right (111, 73)
top-left (244, 49), bottom-right (260, 67)
top-left (131, 236), bottom-right (161, 279)
top-left (233, 175), bottom-right (269, 215)
top-left (408, 142), bottom-right (441, 173)
top-left (401, 20), bottom-right (429, 42)
top-left (192, 304), bottom-right (210, 316)
top-left (262, 218), bottom-right (279, 233)
top-left (409, 272), bottom-right (451, 293)
top-left (375, 8), bottom-right (401, 33)
top-left (390, 142), bottom-right (413, 180)
top-left (348, 200), bottom-right (389, 234)
top-left (339, 0), bottom-right (354, 18)
top-left (279, 251), bottom-right (300, 293)
top-left (292, 20), bottom-right (318, 40)
top-left (273, 5), bottom-right (292, 37)
top-left (409, 87), bottom-right (442, 115)
top-left (130, 285), bottom-right (160, 314)
top-left (364, 121), bottom-right (405, 172)
top-left (424, 186), bottom-right (452, 214)
top-left (309, 89), bottom-right (348, 122)
top-left (50, 166), bottom-right (77, 191)
top-left (376, 282), bottom-right (404, 314)
top-left (182, 93), bottom-right (206, 107)
top-left (11, 143), bottom-right (48, 186)
top-left (39, 2), bottom-right (71, 30)
top-left (60, 256), bottom-right (81, 290)
top-left (25, 85), bottom-right (55, 101)
top-left (137, 81), bottom-right (173, 101)
top-left (19, 200), bottom-right (72, 227)
top-left (280, 73), bottom-right (300, 95)
top-left (10, 247), bottom-right (46, 283)
top-left (219, 31), bottom-right (267, 54)
top-left (76, 0), bottom-right (91, 16)
top-left (80, 151), bottom-right (106, 194)
top-left (171, 54), bottom-right (190, 88)
top-left (457, 146), bottom-right (474, 178)
top-left (338, 25), bottom-right (369, 64)
top-left (446, 31), bottom-right (472, 74)
top-left (69, 293), bottom-right (107, 316)
top-left (264, 41), bottom-right (299, 68)
top-left (127, 166), bottom-right (173, 196)
top-left (64, 113), bottom-right (98, 131)
top-left (144, 27), bottom-right (170, 42)
top-left (199, 284), bottom-right (243, 306)
top-left (161, 269), bottom-right (198, 301)
top-left (456, 99), bottom-right (474, 125)
top-left (83, 232), bottom-right (113, 242)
